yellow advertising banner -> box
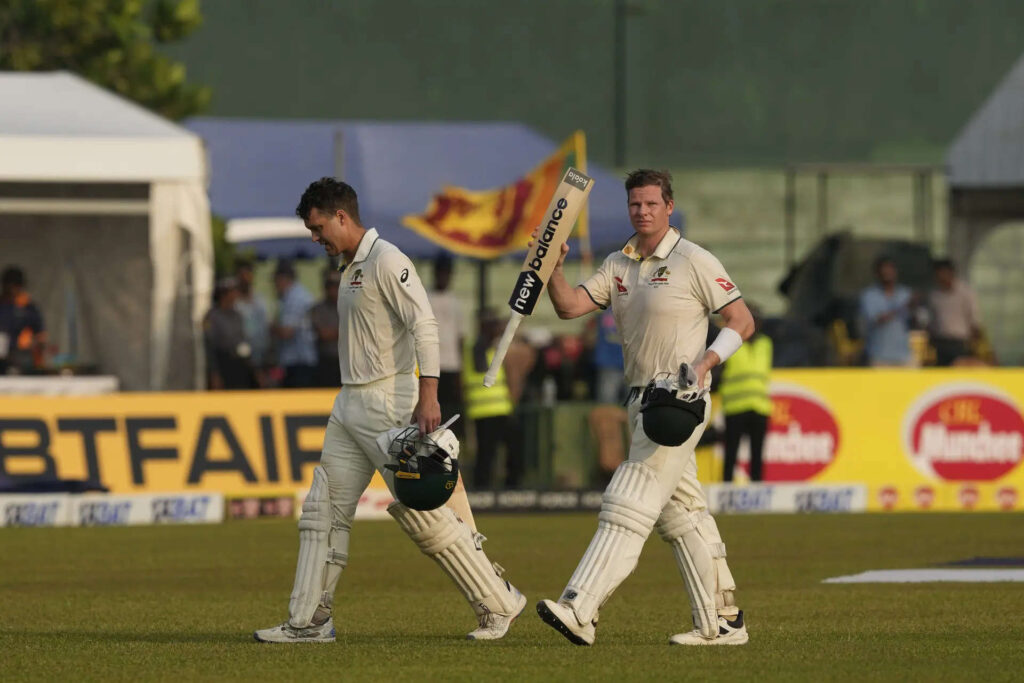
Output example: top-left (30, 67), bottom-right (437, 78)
top-left (3, 369), bottom-right (1024, 512)
top-left (763, 369), bottom-right (1024, 511)
top-left (0, 389), bottom-right (387, 495)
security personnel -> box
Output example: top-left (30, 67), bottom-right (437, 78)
top-left (720, 309), bottom-right (773, 482)
top-left (462, 309), bottom-right (517, 489)
top-left (536, 169), bottom-right (754, 647)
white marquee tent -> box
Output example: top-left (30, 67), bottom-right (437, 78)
top-left (0, 71), bottom-right (213, 390)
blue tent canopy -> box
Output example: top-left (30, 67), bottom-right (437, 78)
top-left (185, 117), bottom-right (683, 259)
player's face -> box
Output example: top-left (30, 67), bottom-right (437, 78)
top-left (305, 208), bottom-right (344, 257)
top-left (628, 185), bottom-right (674, 237)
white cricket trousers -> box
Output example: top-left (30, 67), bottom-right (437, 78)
top-left (561, 393), bottom-right (740, 625)
top-left (320, 373), bottom-right (418, 555)
top-left (625, 395), bottom-right (711, 507)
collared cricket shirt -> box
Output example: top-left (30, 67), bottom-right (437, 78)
top-left (336, 229), bottom-right (440, 385)
top-left (581, 227), bottom-right (742, 387)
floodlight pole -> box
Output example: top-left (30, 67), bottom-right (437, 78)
top-left (614, 0), bottom-right (627, 167)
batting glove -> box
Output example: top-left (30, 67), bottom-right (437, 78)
top-left (677, 362), bottom-right (709, 402)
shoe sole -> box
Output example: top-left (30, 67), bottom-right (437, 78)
top-left (536, 601), bottom-right (592, 646)
top-left (669, 633), bottom-right (748, 646)
top-left (253, 632), bottom-right (336, 644)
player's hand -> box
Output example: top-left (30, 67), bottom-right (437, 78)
top-left (555, 242), bottom-right (569, 268)
top-left (677, 362), bottom-right (709, 402)
top-left (412, 396), bottom-right (441, 435)
top-left (528, 228), bottom-right (571, 269)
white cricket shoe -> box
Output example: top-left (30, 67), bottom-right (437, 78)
top-left (467, 583), bottom-right (527, 640)
top-left (536, 599), bottom-right (596, 646)
top-left (669, 611), bottom-right (748, 646)
top-left (253, 618), bottom-right (336, 643)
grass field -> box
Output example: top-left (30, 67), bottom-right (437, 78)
top-left (2, 513), bottom-right (1023, 682)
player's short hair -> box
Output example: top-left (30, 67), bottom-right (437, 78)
top-left (932, 258), bottom-right (955, 272)
top-left (625, 169), bottom-right (674, 204)
top-left (296, 177), bottom-right (362, 224)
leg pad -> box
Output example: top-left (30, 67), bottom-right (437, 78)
top-left (389, 502), bottom-right (520, 616)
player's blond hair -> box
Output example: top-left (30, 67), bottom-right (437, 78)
top-left (625, 169), bottom-right (674, 205)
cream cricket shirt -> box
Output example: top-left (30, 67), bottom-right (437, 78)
top-left (581, 227), bottom-right (742, 387)
top-left (336, 229), bottom-right (440, 385)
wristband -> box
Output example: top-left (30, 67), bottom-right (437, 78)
top-left (707, 327), bottom-right (743, 364)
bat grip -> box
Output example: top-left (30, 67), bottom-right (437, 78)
top-left (483, 312), bottom-right (524, 387)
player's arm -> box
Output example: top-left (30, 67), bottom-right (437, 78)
top-left (687, 253), bottom-right (754, 390)
top-left (538, 236), bottom-right (604, 319)
top-left (377, 251), bottom-right (442, 433)
top-left (693, 298), bottom-right (755, 380)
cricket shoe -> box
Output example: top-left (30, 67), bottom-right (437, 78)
top-left (669, 610), bottom-right (748, 646)
top-left (253, 618), bottom-right (336, 643)
top-left (536, 599), bottom-right (596, 646)
top-left (466, 583), bottom-right (528, 640)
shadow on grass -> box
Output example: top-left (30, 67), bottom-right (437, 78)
top-left (1, 629), bottom-right (247, 645)
top-left (0, 629), bottom-right (491, 647)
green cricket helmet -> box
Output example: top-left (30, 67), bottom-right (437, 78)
top-left (639, 373), bottom-right (706, 447)
top-left (384, 425), bottom-right (460, 511)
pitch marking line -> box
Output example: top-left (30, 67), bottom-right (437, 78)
top-left (823, 569), bottom-right (1024, 583)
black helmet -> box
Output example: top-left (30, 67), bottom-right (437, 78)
top-left (384, 426), bottom-right (460, 511)
top-left (639, 380), bottom-right (706, 447)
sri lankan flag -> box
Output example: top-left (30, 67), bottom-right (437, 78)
top-left (402, 131), bottom-right (588, 260)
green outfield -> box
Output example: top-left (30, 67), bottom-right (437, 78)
top-left (2, 513), bottom-right (1022, 681)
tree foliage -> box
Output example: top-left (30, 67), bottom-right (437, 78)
top-left (0, 0), bottom-right (209, 120)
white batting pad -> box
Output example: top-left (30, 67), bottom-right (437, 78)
top-left (657, 502), bottom-right (737, 638)
top-left (388, 502), bottom-right (520, 616)
top-left (562, 461), bottom-right (662, 624)
top-left (288, 466), bottom-right (347, 627)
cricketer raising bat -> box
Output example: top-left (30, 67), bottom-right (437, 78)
top-left (483, 166), bottom-right (594, 387)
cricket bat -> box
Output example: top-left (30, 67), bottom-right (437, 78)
top-left (483, 167), bottom-right (594, 387)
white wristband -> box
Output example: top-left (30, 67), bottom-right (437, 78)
top-left (707, 327), bottom-right (743, 364)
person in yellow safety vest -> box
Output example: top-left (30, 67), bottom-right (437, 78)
top-left (462, 309), bottom-right (520, 490)
top-left (720, 308), bottom-right (773, 482)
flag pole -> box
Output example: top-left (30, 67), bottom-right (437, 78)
top-left (575, 130), bottom-right (593, 283)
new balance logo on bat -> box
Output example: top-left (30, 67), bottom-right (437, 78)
top-left (528, 198), bottom-right (569, 271)
top-left (510, 270), bottom-right (540, 314)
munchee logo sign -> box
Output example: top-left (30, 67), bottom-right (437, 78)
top-left (763, 385), bottom-right (840, 481)
top-left (902, 384), bottom-right (1024, 481)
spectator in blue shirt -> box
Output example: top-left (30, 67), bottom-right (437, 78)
top-left (271, 261), bottom-right (318, 387)
top-left (859, 256), bottom-right (912, 366)
top-left (235, 258), bottom-right (271, 386)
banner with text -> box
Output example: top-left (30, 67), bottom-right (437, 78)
top-left (761, 369), bottom-right (1024, 511)
top-left (0, 390), bottom-right (395, 495)
top-left (3, 370), bottom-right (1024, 511)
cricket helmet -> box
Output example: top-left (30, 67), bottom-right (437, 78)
top-left (384, 426), bottom-right (460, 511)
top-left (639, 374), bottom-right (706, 447)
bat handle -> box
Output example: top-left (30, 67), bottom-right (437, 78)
top-left (483, 312), bottom-right (524, 387)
